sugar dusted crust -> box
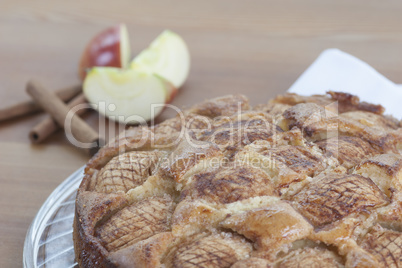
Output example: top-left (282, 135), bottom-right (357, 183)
top-left (74, 92), bottom-right (402, 268)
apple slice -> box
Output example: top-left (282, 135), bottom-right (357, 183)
top-left (83, 67), bottom-right (169, 123)
top-left (130, 30), bottom-right (190, 88)
top-left (79, 24), bottom-right (131, 80)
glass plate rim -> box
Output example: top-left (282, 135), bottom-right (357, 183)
top-left (23, 165), bottom-right (85, 268)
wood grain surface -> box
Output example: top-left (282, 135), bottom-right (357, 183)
top-left (1, 0), bottom-right (402, 267)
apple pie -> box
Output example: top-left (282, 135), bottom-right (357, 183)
top-left (74, 91), bottom-right (402, 267)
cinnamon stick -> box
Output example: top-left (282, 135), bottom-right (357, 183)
top-left (26, 80), bottom-right (103, 155)
top-left (0, 84), bottom-right (81, 122)
top-left (29, 93), bottom-right (88, 144)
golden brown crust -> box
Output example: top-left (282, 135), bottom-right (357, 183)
top-left (282, 102), bottom-right (400, 153)
top-left (341, 111), bottom-right (399, 130)
top-left (161, 138), bottom-right (223, 184)
top-left (264, 145), bottom-right (326, 176)
top-left (171, 233), bottom-right (252, 268)
top-left (253, 102), bottom-right (292, 119)
top-left (109, 232), bottom-right (174, 268)
top-left (316, 136), bottom-right (377, 169)
top-left (86, 126), bottom-right (154, 171)
top-left (87, 113), bottom-right (213, 171)
top-left (271, 91), bottom-right (385, 114)
top-left (95, 195), bottom-right (175, 252)
top-left (188, 94), bottom-right (250, 118)
top-left (201, 112), bottom-right (283, 160)
top-left (354, 153), bottom-right (402, 198)
top-left (345, 247), bottom-right (380, 268)
top-left (74, 92), bottom-right (402, 268)
top-left (181, 163), bottom-right (277, 204)
top-left (73, 191), bottom-right (128, 267)
top-left (89, 151), bottom-right (164, 194)
top-left (74, 215), bottom-right (115, 268)
top-left (278, 248), bottom-right (343, 268)
top-left (291, 174), bottom-right (388, 227)
top-left (221, 201), bottom-right (313, 256)
top-left (235, 140), bottom-right (327, 194)
top-left (327, 91), bottom-right (385, 114)
top-left (270, 93), bottom-right (336, 108)
top-left (360, 225), bottom-right (402, 267)
top-left (231, 257), bottom-right (272, 268)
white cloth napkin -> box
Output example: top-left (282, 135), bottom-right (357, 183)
top-left (288, 48), bottom-right (402, 119)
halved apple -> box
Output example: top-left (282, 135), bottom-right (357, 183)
top-left (79, 24), bottom-right (131, 80)
top-left (130, 30), bottom-right (190, 88)
top-left (83, 67), bottom-right (171, 123)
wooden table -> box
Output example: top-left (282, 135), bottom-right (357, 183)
top-left (1, 0), bottom-right (402, 266)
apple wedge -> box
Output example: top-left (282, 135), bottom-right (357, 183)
top-left (79, 24), bottom-right (131, 80)
top-left (83, 67), bottom-right (171, 123)
top-left (130, 30), bottom-right (190, 88)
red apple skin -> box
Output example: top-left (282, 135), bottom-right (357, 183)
top-left (161, 79), bottom-right (178, 103)
top-left (168, 87), bottom-right (179, 103)
top-left (79, 25), bottom-right (123, 80)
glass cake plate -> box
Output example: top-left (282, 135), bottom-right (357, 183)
top-left (23, 166), bottom-right (85, 268)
